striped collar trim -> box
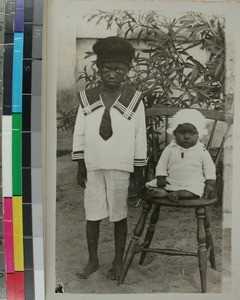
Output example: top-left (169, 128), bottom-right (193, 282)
top-left (78, 89), bottom-right (142, 120)
top-left (113, 90), bottom-right (142, 120)
top-left (78, 90), bottom-right (103, 115)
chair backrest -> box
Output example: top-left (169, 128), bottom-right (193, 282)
top-left (145, 106), bottom-right (233, 192)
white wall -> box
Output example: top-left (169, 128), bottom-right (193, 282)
top-left (55, 4), bottom-right (118, 89)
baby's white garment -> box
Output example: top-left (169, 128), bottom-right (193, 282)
top-left (155, 141), bottom-right (216, 196)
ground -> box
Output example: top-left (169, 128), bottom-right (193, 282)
top-left (55, 131), bottom-right (231, 295)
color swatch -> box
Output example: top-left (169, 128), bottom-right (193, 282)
top-left (1, 0), bottom-right (44, 298)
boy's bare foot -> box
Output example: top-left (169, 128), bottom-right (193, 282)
top-left (111, 259), bottom-right (123, 281)
top-left (76, 261), bottom-right (100, 279)
top-left (167, 192), bottom-right (179, 203)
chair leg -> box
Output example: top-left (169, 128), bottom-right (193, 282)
top-left (118, 201), bottom-right (152, 285)
top-left (139, 204), bottom-right (161, 265)
top-left (204, 207), bottom-right (216, 270)
top-left (196, 207), bottom-right (208, 293)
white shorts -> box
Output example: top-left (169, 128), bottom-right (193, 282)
top-left (84, 170), bottom-right (130, 222)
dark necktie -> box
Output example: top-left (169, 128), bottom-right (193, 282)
top-left (99, 108), bottom-right (113, 140)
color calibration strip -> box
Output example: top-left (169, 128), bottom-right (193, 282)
top-left (0, 0), bottom-right (6, 298)
top-left (3, 2), bottom-right (15, 299)
top-left (2, 0), bottom-right (44, 299)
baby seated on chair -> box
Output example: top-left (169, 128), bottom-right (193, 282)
top-left (146, 109), bottom-right (216, 202)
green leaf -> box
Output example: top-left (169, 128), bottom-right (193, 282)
top-left (96, 16), bottom-right (104, 25)
top-left (192, 87), bottom-right (211, 99)
top-left (182, 41), bottom-right (202, 51)
top-left (141, 49), bottom-right (157, 53)
top-left (137, 28), bottom-right (144, 43)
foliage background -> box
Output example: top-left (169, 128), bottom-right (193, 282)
top-left (57, 10), bottom-right (232, 131)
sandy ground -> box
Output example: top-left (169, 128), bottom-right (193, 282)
top-left (55, 132), bottom-right (231, 295)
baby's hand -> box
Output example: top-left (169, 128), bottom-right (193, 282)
top-left (203, 180), bottom-right (216, 199)
top-left (156, 176), bottom-right (167, 188)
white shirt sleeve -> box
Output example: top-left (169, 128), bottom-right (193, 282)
top-left (133, 101), bottom-right (148, 167)
top-left (155, 146), bottom-right (171, 176)
top-left (202, 149), bottom-right (216, 180)
top-left (72, 104), bottom-right (85, 160)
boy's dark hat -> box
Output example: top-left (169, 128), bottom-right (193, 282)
top-left (93, 36), bottom-right (134, 66)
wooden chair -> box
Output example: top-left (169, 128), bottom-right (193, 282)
top-left (118, 106), bottom-right (233, 293)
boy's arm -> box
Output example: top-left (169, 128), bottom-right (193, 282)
top-left (72, 104), bottom-right (87, 188)
top-left (133, 101), bottom-right (148, 190)
top-left (77, 160), bottom-right (87, 188)
top-left (72, 103), bottom-right (85, 160)
top-left (134, 101), bottom-right (148, 168)
top-left (133, 166), bottom-right (145, 192)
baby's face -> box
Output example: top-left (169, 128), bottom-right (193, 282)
top-left (174, 123), bottom-right (199, 148)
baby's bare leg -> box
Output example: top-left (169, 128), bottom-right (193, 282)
top-left (167, 190), bottom-right (199, 203)
top-left (148, 187), bottom-right (168, 198)
top-left (76, 220), bottom-right (101, 279)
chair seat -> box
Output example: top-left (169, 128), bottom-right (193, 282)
top-left (150, 196), bottom-right (217, 208)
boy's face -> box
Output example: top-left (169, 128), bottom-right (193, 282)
top-left (174, 123), bottom-right (199, 148)
top-left (98, 62), bottom-right (130, 89)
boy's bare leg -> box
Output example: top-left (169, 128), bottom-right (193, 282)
top-left (167, 190), bottom-right (199, 202)
top-left (76, 220), bottom-right (101, 279)
top-left (112, 218), bottom-right (127, 280)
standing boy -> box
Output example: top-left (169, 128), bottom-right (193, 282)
top-left (72, 36), bottom-right (147, 280)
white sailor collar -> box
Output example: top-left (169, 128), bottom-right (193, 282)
top-left (77, 85), bottom-right (143, 120)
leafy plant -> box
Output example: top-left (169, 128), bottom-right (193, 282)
top-left (79, 10), bottom-right (229, 111)
top-left (57, 89), bottom-right (78, 131)
top-left (59, 10), bottom-right (232, 132)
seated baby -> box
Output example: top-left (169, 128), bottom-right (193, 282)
top-left (146, 109), bottom-right (216, 202)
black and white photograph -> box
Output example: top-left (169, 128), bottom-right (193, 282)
top-left (44, 1), bottom-right (240, 299)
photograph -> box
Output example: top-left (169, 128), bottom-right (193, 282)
top-left (44, 1), bottom-right (240, 299)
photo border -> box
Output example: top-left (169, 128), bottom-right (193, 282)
top-left (44, 1), bottom-right (240, 299)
